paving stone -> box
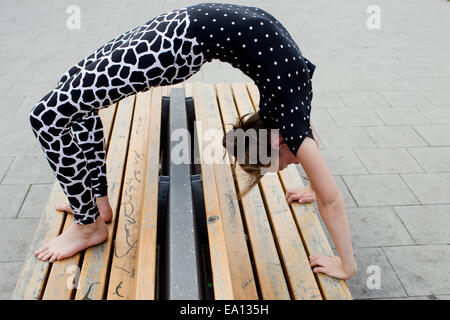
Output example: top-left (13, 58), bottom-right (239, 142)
top-left (384, 245), bottom-right (450, 296)
top-left (319, 126), bottom-right (376, 149)
top-left (0, 218), bottom-right (39, 262)
top-left (345, 76), bottom-right (395, 91)
top-left (420, 107), bottom-right (450, 124)
top-left (421, 91), bottom-right (450, 106)
top-left (373, 107), bottom-right (429, 126)
top-left (0, 184), bottom-right (29, 219)
top-left (18, 184), bottom-right (53, 218)
top-left (343, 175), bottom-right (419, 207)
top-left (347, 207), bottom-right (415, 248)
top-left (0, 96), bottom-right (25, 114)
top-left (2, 155), bottom-right (54, 184)
top-left (346, 247), bottom-right (407, 299)
top-left (394, 205), bottom-right (450, 244)
top-left (0, 262), bottom-right (23, 299)
top-left (379, 91), bottom-right (434, 108)
top-left (402, 173), bottom-right (450, 204)
top-left (355, 148), bottom-right (423, 174)
top-left (312, 91), bottom-right (346, 109)
top-left (321, 149), bottom-right (367, 175)
top-left (339, 92), bottom-right (390, 108)
top-left (328, 108), bottom-right (384, 127)
top-left (408, 147), bottom-right (450, 172)
top-left (365, 126), bottom-right (428, 147)
top-left (0, 156), bottom-right (14, 182)
top-left (414, 125), bottom-right (450, 146)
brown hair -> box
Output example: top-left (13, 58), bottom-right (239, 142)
top-left (222, 112), bottom-right (273, 199)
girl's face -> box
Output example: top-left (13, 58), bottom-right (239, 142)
top-left (267, 134), bottom-right (299, 172)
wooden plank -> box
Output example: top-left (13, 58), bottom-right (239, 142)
top-left (106, 91), bottom-right (152, 299)
top-left (75, 95), bottom-right (135, 300)
top-left (202, 83), bottom-right (257, 299)
top-left (42, 104), bottom-right (118, 300)
top-left (11, 182), bottom-right (66, 299)
top-left (216, 82), bottom-right (290, 300)
top-left (184, 83), bottom-right (193, 98)
top-left (279, 167), bottom-right (352, 300)
top-left (135, 87), bottom-right (162, 300)
top-left (231, 82), bottom-right (322, 300)
top-left (11, 104), bottom-right (119, 300)
top-left (191, 82), bottom-right (234, 299)
top-left (246, 82), bottom-right (351, 299)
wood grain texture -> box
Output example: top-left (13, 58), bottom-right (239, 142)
top-left (191, 82), bottom-right (234, 299)
top-left (279, 166), bottom-right (352, 300)
top-left (246, 82), bottom-right (351, 299)
top-left (135, 87), bottom-right (162, 300)
top-left (11, 182), bottom-right (66, 300)
top-left (75, 95), bottom-right (135, 300)
top-left (106, 91), bottom-right (152, 300)
top-left (232, 82), bottom-right (321, 300)
top-left (202, 83), bottom-right (257, 299)
top-left (42, 104), bottom-right (118, 300)
top-left (216, 82), bottom-right (290, 300)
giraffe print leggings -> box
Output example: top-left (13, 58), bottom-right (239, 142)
top-left (29, 7), bottom-right (205, 224)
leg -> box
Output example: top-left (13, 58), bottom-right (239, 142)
top-left (31, 6), bottom-right (205, 261)
top-left (56, 110), bottom-right (113, 222)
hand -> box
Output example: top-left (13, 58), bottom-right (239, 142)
top-left (309, 254), bottom-right (356, 280)
top-left (285, 187), bottom-right (316, 204)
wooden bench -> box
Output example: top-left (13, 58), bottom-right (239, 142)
top-left (186, 82), bottom-right (352, 300)
top-left (12, 82), bottom-right (351, 300)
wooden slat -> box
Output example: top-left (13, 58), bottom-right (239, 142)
top-left (216, 82), bottom-right (290, 300)
top-left (75, 95), bottom-right (135, 300)
top-left (11, 182), bottom-right (66, 299)
top-left (11, 104), bottom-right (119, 300)
top-left (246, 82), bottom-right (352, 299)
top-left (106, 91), bottom-right (152, 299)
top-left (232, 82), bottom-right (321, 300)
top-left (184, 82), bottom-right (193, 98)
top-left (42, 104), bottom-right (118, 300)
top-left (191, 82), bottom-right (234, 299)
top-left (202, 83), bottom-right (257, 299)
top-left (135, 87), bottom-right (162, 299)
top-left (279, 167), bottom-right (352, 300)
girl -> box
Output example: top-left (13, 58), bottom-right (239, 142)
top-left (30, 3), bottom-right (356, 280)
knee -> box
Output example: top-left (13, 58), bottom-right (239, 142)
top-left (29, 102), bottom-right (46, 136)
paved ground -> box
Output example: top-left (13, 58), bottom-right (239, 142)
top-left (1, 0), bottom-right (449, 300)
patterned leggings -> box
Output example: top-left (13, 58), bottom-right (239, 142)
top-left (29, 7), bottom-right (205, 224)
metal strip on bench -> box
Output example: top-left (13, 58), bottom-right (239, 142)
top-left (164, 87), bottom-right (201, 299)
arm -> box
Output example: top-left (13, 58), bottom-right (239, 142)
top-left (296, 137), bottom-right (356, 280)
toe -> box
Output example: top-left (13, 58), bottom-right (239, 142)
top-left (34, 244), bottom-right (49, 256)
top-left (37, 248), bottom-right (50, 260)
top-left (41, 251), bottom-right (53, 262)
top-left (49, 252), bottom-right (58, 263)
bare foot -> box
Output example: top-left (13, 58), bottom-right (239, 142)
top-left (55, 195), bottom-right (113, 223)
top-left (34, 218), bottom-right (108, 262)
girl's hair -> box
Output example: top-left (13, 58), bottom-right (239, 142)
top-left (222, 112), bottom-right (273, 199)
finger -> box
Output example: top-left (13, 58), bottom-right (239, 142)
top-left (285, 191), bottom-right (291, 200)
top-left (299, 196), bottom-right (315, 204)
top-left (313, 267), bottom-right (328, 274)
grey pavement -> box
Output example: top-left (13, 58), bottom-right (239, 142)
top-left (1, 0), bottom-right (449, 300)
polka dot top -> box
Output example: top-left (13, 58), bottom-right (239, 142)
top-left (186, 2), bottom-right (316, 156)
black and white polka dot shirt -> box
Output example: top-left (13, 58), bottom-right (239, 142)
top-left (187, 2), bottom-right (316, 156)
